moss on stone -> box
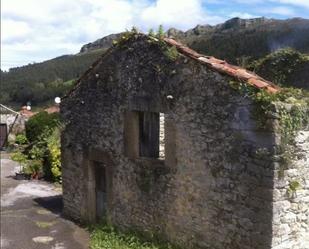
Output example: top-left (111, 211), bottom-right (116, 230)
top-left (287, 180), bottom-right (301, 198)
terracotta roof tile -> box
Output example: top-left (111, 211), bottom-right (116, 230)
top-left (235, 69), bottom-right (254, 80)
top-left (20, 107), bottom-right (35, 118)
top-left (266, 86), bottom-right (279, 93)
top-left (248, 78), bottom-right (269, 88)
top-left (164, 37), bottom-right (280, 93)
top-left (44, 105), bottom-right (60, 114)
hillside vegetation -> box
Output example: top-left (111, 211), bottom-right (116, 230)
top-left (172, 17), bottom-right (309, 64)
top-left (1, 49), bottom-right (104, 106)
top-left (1, 17), bottom-right (309, 107)
top-left (248, 48), bottom-right (309, 89)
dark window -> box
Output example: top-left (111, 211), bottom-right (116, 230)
top-left (124, 111), bottom-right (165, 159)
top-left (139, 112), bottom-right (160, 158)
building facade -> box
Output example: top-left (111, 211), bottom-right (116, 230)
top-left (61, 34), bottom-right (309, 249)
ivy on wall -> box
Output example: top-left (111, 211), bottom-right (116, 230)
top-left (230, 80), bottom-right (309, 196)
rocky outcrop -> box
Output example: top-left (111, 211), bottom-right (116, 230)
top-left (79, 33), bottom-right (122, 53)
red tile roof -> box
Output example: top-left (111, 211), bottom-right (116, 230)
top-left (44, 105), bottom-right (60, 114)
top-left (20, 106), bottom-right (36, 118)
top-left (164, 38), bottom-right (280, 93)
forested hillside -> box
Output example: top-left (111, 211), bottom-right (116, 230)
top-left (1, 17), bottom-right (309, 107)
top-left (1, 49), bottom-right (104, 106)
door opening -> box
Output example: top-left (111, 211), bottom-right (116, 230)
top-left (0, 124), bottom-right (8, 149)
top-left (94, 162), bottom-right (107, 221)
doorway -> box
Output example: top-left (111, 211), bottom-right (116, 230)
top-left (85, 151), bottom-right (113, 223)
top-left (94, 162), bottom-right (107, 221)
top-left (0, 124), bottom-right (7, 149)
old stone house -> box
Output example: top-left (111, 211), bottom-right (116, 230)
top-left (0, 104), bottom-right (30, 148)
top-left (61, 34), bottom-right (309, 249)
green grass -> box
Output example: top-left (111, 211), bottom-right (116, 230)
top-left (89, 224), bottom-right (178, 249)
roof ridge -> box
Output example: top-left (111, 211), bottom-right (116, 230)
top-left (0, 103), bottom-right (20, 115)
top-left (63, 45), bottom-right (116, 99)
top-left (64, 35), bottom-right (280, 100)
top-left (164, 37), bottom-right (280, 93)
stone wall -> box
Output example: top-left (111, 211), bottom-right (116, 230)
top-left (272, 127), bottom-right (309, 249)
top-left (61, 36), bottom-right (309, 249)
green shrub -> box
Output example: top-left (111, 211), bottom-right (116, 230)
top-left (15, 134), bottom-right (28, 145)
top-left (22, 111), bottom-right (62, 182)
top-left (27, 125), bottom-right (62, 182)
top-left (26, 111), bottom-right (60, 143)
top-left (23, 160), bottom-right (43, 175)
top-left (11, 150), bottom-right (29, 173)
top-left (29, 144), bottom-right (46, 160)
top-left (11, 150), bottom-right (28, 164)
top-left (46, 128), bottom-right (61, 182)
top-left (12, 115), bottom-right (62, 181)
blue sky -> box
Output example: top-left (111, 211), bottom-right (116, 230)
top-left (1, 0), bottom-right (309, 71)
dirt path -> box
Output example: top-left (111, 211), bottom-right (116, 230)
top-left (0, 152), bottom-right (89, 249)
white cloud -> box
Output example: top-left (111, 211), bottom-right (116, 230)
top-left (1, 0), bottom-right (225, 70)
top-left (274, 0), bottom-right (309, 8)
top-left (140, 0), bottom-right (211, 29)
top-left (268, 6), bottom-right (295, 15)
top-left (228, 12), bottom-right (259, 19)
top-left (1, 19), bottom-right (32, 42)
top-left (211, 0), bottom-right (309, 8)
top-left (0, 0), bottom-right (305, 70)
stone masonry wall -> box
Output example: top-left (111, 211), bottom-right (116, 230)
top-left (61, 36), bottom-right (308, 249)
top-left (272, 128), bottom-right (309, 249)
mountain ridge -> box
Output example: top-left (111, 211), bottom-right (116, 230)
top-left (79, 17), bottom-right (309, 62)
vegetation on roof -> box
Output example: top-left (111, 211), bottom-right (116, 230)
top-left (112, 26), bottom-right (179, 62)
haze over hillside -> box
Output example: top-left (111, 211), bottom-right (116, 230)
top-left (1, 17), bottom-right (309, 107)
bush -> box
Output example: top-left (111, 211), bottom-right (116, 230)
top-left (15, 134), bottom-right (28, 145)
top-left (23, 160), bottom-right (43, 176)
top-left (11, 150), bottom-right (29, 173)
top-left (46, 128), bottom-right (61, 182)
top-left (11, 113), bottom-right (62, 181)
top-left (26, 111), bottom-right (60, 143)
top-left (26, 124), bottom-right (62, 182)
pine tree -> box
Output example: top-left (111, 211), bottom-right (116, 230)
top-left (157, 25), bottom-right (164, 40)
